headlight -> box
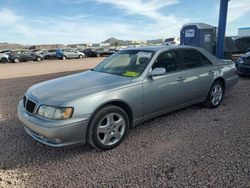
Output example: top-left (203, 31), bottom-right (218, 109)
top-left (37, 105), bottom-right (73, 120)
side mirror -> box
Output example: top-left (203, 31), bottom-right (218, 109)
top-left (149, 67), bottom-right (166, 77)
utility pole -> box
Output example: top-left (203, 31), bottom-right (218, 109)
top-left (216, 0), bottom-right (229, 59)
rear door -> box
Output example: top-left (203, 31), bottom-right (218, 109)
top-left (178, 49), bottom-right (215, 102)
top-left (70, 49), bottom-right (77, 58)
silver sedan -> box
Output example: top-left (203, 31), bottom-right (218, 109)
top-left (18, 46), bottom-right (239, 150)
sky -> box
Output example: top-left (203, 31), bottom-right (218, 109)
top-left (0, 0), bottom-right (249, 45)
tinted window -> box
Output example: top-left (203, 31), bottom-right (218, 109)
top-left (182, 49), bottom-right (202, 69)
top-left (200, 53), bottom-right (212, 65)
top-left (182, 49), bottom-right (211, 69)
top-left (152, 51), bottom-right (181, 73)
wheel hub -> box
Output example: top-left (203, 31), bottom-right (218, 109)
top-left (211, 84), bottom-right (223, 106)
top-left (97, 113), bottom-right (125, 146)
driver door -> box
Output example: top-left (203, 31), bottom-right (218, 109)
top-left (142, 50), bottom-right (187, 119)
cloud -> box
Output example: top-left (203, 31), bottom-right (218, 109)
top-left (94, 0), bottom-right (178, 20)
top-left (0, 8), bottom-right (135, 44)
top-left (0, 8), bottom-right (23, 26)
top-left (228, 0), bottom-right (250, 23)
top-left (0, 0), bottom-right (187, 44)
top-left (92, 0), bottom-right (188, 38)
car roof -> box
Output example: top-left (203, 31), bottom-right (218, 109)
top-left (123, 45), bottom-right (200, 52)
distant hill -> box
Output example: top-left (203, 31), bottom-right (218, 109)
top-left (0, 43), bottom-right (26, 50)
top-left (102, 37), bottom-right (129, 46)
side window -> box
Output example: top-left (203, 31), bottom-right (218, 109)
top-left (200, 53), bottom-right (213, 66)
top-left (181, 49), bottom-right (212, 68)
top-left (182, 49), bottom-right (203, 69)
top-left (152, 51), bottom-right (181, 73)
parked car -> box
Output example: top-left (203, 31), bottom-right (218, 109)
top-left (58, 48), bottom-right (85, 60)
top-left (32, 49), bottom-right (47, 56)
top-left (0, 53), bottom-right (9, 63)
top-left (94, 48), bottom-right (115, 57)
top-left (18, 46), bottom-right (238, 150)
top-left (164, 37), bottom-right (180, 46)
top-left (0, 49), bottom-right (13, 55)
top-left (80, 48), bottom-right (98, 57)
top-left (9, 50), bottom-right (44, 63)
top-left (44, 49), bottom-right (57, 59)
top-left (235, 52), bottom-right (250, 76)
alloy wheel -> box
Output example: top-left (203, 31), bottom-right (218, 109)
top-left (210, 84), bottom-right (223, 106)
top-left (97, 113), bottom-right (126, 146)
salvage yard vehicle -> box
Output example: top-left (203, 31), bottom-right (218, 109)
top-left (0, 53), bottom-right (9, 63)
top-left (164, 36), bottom-right (180, 46)
top-left (94, 48), bottom-right (115, 57)
top-left (44, 49), bottom-right (57, 59)
top-left (32, 49), bottom-right (47, 56)
top-left (9, 50), bottom-right (44, 63)
top-left (235, 52), bottom-right (250, 76)
top-left (0, 49), bottom-right (13, 55)
top-left (80, 48), bottom-right (98, 57)
top-left (18, 46), bottom-right (239, 150)
top-left (59, 48), bottom-right (85, 60)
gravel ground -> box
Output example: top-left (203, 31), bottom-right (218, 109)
top-left (0, 70), bottom-right (250, 187)
top-left (0, 58), bottom-right (104, 79)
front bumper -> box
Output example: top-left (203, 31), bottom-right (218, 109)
top-left (18, 101), bottom-right (89, 147)
top-left (236, 63), bottom-right (250, 76)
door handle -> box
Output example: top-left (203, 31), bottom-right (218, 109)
top-left (208, 70), bottom-right (215, 74)
top-left (176, 77), bottom-right (186, 81)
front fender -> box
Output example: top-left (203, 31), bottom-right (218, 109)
top-left (67, 82), bottom-right (144, 122)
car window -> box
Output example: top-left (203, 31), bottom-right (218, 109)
top-left (94, 50), bottom-right (154, 77)
top-left (200, 53), bottom-right (213, 65)
top-left (104, 54), bottom-right (130, 68)
top-left (152, 50), bottom-right (181, 73)
top-left (181, 49), bottom-right (211, 69)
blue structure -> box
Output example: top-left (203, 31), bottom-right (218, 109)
top-left (215, 0), bottom-right (229, 59)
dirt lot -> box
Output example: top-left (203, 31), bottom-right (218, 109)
top-left (0, 58), bottom-right (105, 79)
top-left (0, 59), bottom-right (250, 187)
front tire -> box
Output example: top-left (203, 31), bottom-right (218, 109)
top-left (204, 80), bottom-right (224, 108)
top-left (36, 57), bottom-right (42, 62)
top-left (62, 56), bottom-right (66, 60)
top-left (13, 58), bottom-right (20, 63)
top-left (88, 105), bottom-right (129, 150)
top-left (1, 57), bottom-right (8, 63)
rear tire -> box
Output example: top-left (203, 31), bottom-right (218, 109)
top-left (88, 105), bottom-right (129, 150)
top-left (79, 55), bottom-right (84, 59)
top-left (204, 80), bottom-right (224, 108)
top-left (13, 58), bottom-right (20, 63)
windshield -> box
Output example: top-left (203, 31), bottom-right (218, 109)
top-left (93, 50), bottom-right (154, 77)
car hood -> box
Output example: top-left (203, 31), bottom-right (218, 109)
top-left (27, 71), bottom-right (132, 105)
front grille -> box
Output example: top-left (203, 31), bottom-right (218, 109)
top-left (23, 95), bottom-right (27, 107)
top-left (26, 100), bottom-right (36, 113)
top-left (23, 96), bottom-right (36, 113)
